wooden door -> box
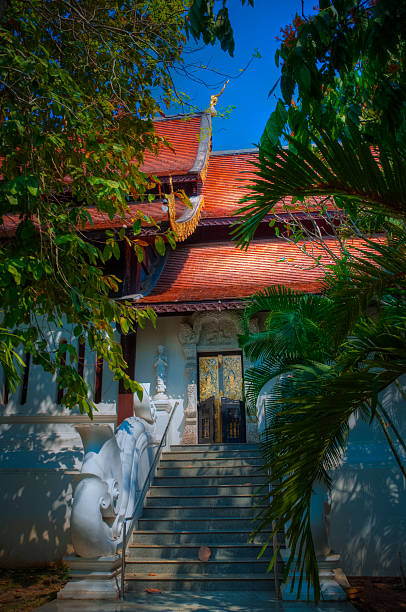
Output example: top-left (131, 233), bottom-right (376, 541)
top-left (198, 396), bottom-right (215, 444)
top-left (221, 398), bottom-right (246, 443)
top-left (198, 352), bottom-right (246, 443)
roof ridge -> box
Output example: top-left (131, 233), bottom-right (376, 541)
top-left (152, 111), bottom-right (207, 122)
top-left (210, 148), bottom-right (258, 156)
top-left (175, 237), bottom-right (283, 249)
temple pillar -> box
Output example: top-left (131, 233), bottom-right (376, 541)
top-left (117, 331), bottom-right (137, 426)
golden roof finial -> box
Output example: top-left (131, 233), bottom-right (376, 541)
top-left (209, 80), bottom-right (229, 116)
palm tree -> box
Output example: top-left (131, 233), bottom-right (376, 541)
top-left (235, 124), bottom-right (406, 600)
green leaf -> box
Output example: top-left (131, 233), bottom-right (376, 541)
top-left (6, 194), bottom-right (18, 206)
top-left (71, 290), bottom-right (81, 312)
top-left (298, 65), bottom-right (311, 94)
top-left (261, 100), bottom-right (288, 149)
top-left (119, 317), bottom-right (129, 334)
top-left (27, 178), bottom-right (39, 197)
top-left (154, 235), bottom-right (166, 256)
top-left (134, 244), bottom-right (144, 263)
top-left (280, 74), bottom-right (295, 105)
top-left (133, 219), bottom-right (142, 235)
top-left (112, 241), bottom-right (120, 260)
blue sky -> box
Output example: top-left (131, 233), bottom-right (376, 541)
top-left (172, 0), bottom-right (315, 151)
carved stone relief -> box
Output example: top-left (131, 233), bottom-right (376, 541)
top-left (181, 383), bottom-right (198, 445)
top-left (178, 312), bottom-right (243, 352)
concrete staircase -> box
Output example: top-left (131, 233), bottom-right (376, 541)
top-left (125, 443), bottom-right (280, 594)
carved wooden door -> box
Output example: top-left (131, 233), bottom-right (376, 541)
top-left (221, 398), bottom-right (246, 443)
top-left (198, 396), bottom-right (215, 444)
top-left (198, 352), bottom-right (245, 443)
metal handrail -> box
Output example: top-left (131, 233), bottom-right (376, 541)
top-left (120, 401), bottom-right (178, 600)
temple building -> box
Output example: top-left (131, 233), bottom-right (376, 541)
top-left (0, 112), bottom-right (404, 592)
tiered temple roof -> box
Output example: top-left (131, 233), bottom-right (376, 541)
top-left (133, 112), bottom-right (340, 312)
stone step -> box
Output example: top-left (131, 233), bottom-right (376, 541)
top-left (125, 443), bottom-right (280, 598)
top-left (148, 484), bottom-right (268, 497)
top-left (160, 457), bottom-right (263, 468)
top-left (145, 494), bottom-right (267, 508)
top-left (125, 559), bottom-right (275, 575)
top-left (163, 450), bottom-right (262, 460)
top-left (170, 444), bottom-right (260, 452)
top-left (141, 506), bottom-right (266, 519)
top-left (125, 573), bottom-right (276, 592)
top-left (137, 517), bottom-right (260, 531)
top-left (127, 543), bottom-right (277, 561)
top-left (156, 466), bottom-right (264, 478)
top-left (131, 530), bottom-right (274, 545)
top-left (152, 475), bottom-right (266, 487)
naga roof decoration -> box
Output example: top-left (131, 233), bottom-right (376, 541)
top-left (0, 198), bottom-right (198, 238)
top-left (168, 193), bottom-right (205, 242)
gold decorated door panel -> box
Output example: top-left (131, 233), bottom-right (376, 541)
top-left (198, 352), bottom-right (244, 443)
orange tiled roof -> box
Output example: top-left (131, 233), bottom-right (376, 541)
top-left (202, 150), bottom-right (259, 218)
top-left (202, 150), bottom-right (338, 219)
top-left (139, 237), bottom-right (370, 308)
top-left (139, 113), bottom-right (211, 178)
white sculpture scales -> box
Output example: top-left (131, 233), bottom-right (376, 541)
top-left (70, 385), bottom-right (158, 559)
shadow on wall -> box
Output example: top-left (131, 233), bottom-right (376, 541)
top-left (0, 423), bottom-right (84, 567)
top-left (329, 381), bottom-right (406, 577)
top-left (330, 455), bottom-right (405, 576)
top-left (0, 333), bottom-right (119, 567)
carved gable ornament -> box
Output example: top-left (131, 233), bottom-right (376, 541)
top-left (178, 312), bottom-right (243, 348)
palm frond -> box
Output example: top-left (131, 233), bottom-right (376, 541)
top-left (241, 285), bottom-right (338, 363)
top-left (232, 123), bottom-right (406, 247)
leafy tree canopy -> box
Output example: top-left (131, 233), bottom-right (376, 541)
top-left (187, 0), bottom-right (253, 57)
top-left (0, 0), bottom-right (190, 413)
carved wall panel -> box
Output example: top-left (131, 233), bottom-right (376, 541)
top-left (222, 354), bottom-right (243, 401)
top-left (198, 356), bottom-right (220, 401)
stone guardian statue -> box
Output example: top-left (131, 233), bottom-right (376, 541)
top-left (153, 345), bottom-right (168, 400)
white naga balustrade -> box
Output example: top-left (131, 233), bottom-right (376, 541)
top-left (59, 384), bottom-right (163, 600)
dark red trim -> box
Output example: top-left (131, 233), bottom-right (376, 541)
top-left (94, 355), bottom-right (103, 404)
top-left (57, 340), bottom-right (67, 405)
top-left (117, 332), bottom-right (137, 426)
top-left (20, 353), bottom-right (31, 405)
top-left (78, 341), bottom-right (85, 379)
top-left (138, 300), bottom-right (246, 314)
top-left (117, 393), bottom-right (134, 426)
top-left (2, 380), bottom-right (8, 406)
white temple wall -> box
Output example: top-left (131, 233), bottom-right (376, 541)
top-left (329, 378), bottom-right (406, 576)
top-left (256, 374), bottom-right (406, 577)
top-left (0, 322), bottom-right (118, 566)
top-left (3, 308), bottom-right (404, 575)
